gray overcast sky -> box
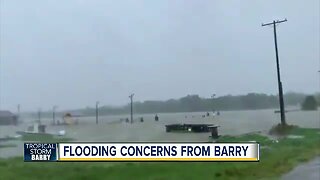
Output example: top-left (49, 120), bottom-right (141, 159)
top-left (0, 0), bottom-right (319, 111)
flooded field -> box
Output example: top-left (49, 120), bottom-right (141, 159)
top-left (0, 109), bottom-right (319, 158)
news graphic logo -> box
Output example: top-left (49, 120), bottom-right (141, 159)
top-left (24, 143), bottom-right (58, 162)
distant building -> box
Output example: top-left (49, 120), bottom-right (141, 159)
top-left (0, 110), bottom-right (18, 125)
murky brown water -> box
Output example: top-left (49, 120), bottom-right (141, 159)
top-left (1, 109), bottom-right (319, 158)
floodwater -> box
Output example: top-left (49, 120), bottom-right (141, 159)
top-left (0, 109), bottom-right (319, 158)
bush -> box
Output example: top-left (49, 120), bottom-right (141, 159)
top-left (269, 123), bottom-right (297, 136)
top-left (301, 96), bottom-right (318, 111)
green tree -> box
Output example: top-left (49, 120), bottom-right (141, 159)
top-left (301, 96), bottom-right (318, 111)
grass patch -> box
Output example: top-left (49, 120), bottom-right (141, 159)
top-left (0, 126), bottom-right (319, 180)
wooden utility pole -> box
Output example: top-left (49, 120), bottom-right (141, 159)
top-left (318, 70), bottom-right (320, 94)
top-left (17, 104), bottom-right (20, 123)
top-left (211, 94), bottom-right (216, 112)
top-left (38, 108), bottom-right (41, 124)
top-left (262, 19), bottom-right (287, 126)
top-left (96, 101), bottom-right (99, 124)
top-left (129, 94), bottom-right (134, 124)
top-left (17, 104), bottom-right (20, 116)
top-left (53, 106), bottom-right (57, 125)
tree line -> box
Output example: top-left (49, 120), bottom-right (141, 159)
top-left (63, 92), bottom-right (318, 116)
top-left (29, 92), bottom-right (319, 118)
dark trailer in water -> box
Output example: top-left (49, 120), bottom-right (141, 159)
top-left (165, 123), bottom-right (220, 138)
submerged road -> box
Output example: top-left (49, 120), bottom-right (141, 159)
top-left (282, 157), bottom-right (320, 180)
